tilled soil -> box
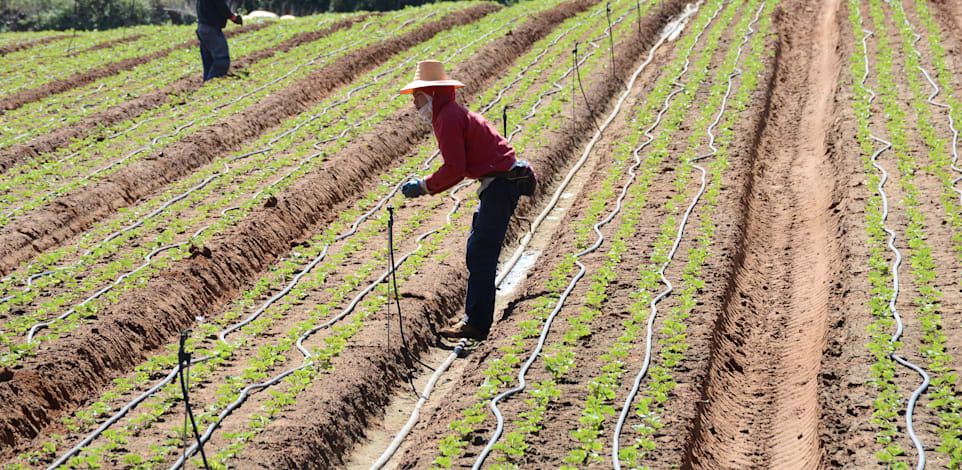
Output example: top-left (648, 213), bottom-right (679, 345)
top-left (3, 0), bottom-right (962, 467)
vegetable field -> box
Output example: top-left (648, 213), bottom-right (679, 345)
top-left (0, 0), bottom-right (961, 468)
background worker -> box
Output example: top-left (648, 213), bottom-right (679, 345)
top-left (399, 60), bottom-right (536, 341)
top-left (196, 0), bottom-right (242, 81)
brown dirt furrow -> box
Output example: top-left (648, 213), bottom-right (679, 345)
top-left (0, 5), bottom-right (497, 277)
top-left (929, 0), bottom-right (962, 43)
top-left (77, 33), bottom-right (146, 54)
top-left (0, 23), bottom-right (269, 113)
top-left (240, 2), bottom-right (686, 469)
top-left (0, 35), bottom-right (70, 56)
top-left (0, 14), bottom-right (370, 172)
top-left (680, 0), bottom-right (842, 469)
top-left (0, 0), bottom-right (588, 453)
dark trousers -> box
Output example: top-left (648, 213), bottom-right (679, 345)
top-left (196, 23), bottom-right (230, 81)
top-left (463, 177), bottom-right (521, 333)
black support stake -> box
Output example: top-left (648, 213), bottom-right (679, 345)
top-left (606, 2), bottom-right (616, 81)
top-left (502, 105), bottom-right (509, 138)
top-left (573, 41), bottom-right (601, 133)
top-left (571, 41), bottom-right (578, 120)
top-left (636, 0), bottom-right (642, 38)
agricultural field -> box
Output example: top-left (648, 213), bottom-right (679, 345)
top-left (0, 0), bottom-right (960, 468)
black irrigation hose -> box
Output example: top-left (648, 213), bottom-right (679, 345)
top-left (573, 41), bottom-right (602, 133)
top-left (178, 330), bottom-right (211, 470)
top-left (606, 2), bottom-right (616, 81)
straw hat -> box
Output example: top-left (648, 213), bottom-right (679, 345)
top-left (399, 60), bottom-right (465, 94)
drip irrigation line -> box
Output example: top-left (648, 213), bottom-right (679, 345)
top-left (901, 7), bottom-right (962, 238)
top-left (472, 5), bottom-right (704, 468)
top-left (494, 1), bottom-right (691, 290)
top-left (611, 3), bottom-right (752, 466)
top-left (370, 339), bottom-right (467, 470)
top-left (859, 19), bottom-right (930, 470)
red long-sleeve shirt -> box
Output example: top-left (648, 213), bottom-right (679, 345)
top-left (420, 86), bottom-right (516, 194)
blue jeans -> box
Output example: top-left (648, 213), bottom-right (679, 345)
top-left (463, 177), bottom-right (521, 333)
top-left (196, 23), bottom-right (230, 81)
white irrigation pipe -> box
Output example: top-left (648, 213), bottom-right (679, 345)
top-left (611, 3), bottom-right (756, 466)
top-left (901, 6), bottom-right (962, 239)
top-left (493, 5), bottom-right (687, 288)
top-left (370, 339), bottom-right (467, 470)
top-left (859, 14), bottom-right (930, 469)
top-left (471, 5), bottom-right (703, 468)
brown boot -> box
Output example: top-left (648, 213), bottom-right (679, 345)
top-left (439, 320), bottom-right (487, 340)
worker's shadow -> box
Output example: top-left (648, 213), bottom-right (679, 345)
top-left (496, 290), bottom-right (546, 324)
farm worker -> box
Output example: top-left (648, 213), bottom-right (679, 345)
top-left (399, 60), bottom-right (537, 340)
top-left (195, 0), bottom-right (242, 81)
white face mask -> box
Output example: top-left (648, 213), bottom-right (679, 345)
top-left (417, 96), bottom-right (432, 123)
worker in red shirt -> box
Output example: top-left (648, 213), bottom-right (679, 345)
top-left (400, 60), bottom-right (536, 340)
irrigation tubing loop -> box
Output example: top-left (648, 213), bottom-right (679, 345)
top-left (178, 330), bottom-right (211, 470)
top-left (859, 11), bottom-right (930, 468)
top-left (470, 5), bottom-right (703, 468)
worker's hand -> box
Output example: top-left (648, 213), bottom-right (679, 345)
top-left (230, 13), bottom-right (243, 25)
top-left (401, 180), bottom-right (427, 198)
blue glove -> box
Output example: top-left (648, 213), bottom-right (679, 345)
top-left (402, 179), bottom-right (427, 198)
